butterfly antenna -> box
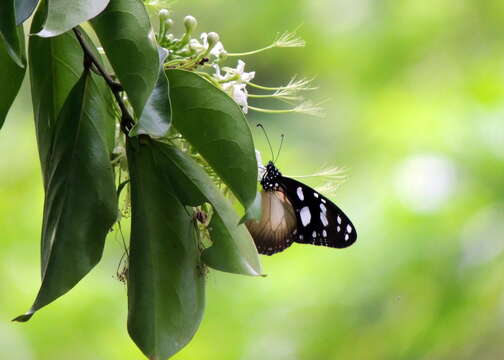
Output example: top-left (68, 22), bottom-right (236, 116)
top-left (274, 134), bottom-right (285, 163)
top-left (257, 123), bottom-right (275, 161)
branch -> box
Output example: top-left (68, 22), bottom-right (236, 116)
top-left (72, 27), bottom-right (134, 134)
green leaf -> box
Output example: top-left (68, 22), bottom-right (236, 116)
top-left (130, 47), bottom-right (172, 137)
top-left (15, 0), bottom-right (39, 25)
top-left (91, 0), bottom-right (159, 118)
top-left (0, 25), bottom-right (26, 129)
top-left (36, 0), bottom-right (110, 38)
top-left (13, 69), bottom-right (117, 322)
top-left (151, 143), bottom-right (262, 276)
top-left (0, 0), bottom-right (24, 67)
top-left (166, 69), bottom-right (261, 221)
top-left (205, 214), bottom-right (263, 276)
top-left (29, 4), bottom-right (84, 185)
top-left (29, 6), bottom-right (113, 186)
top-left (126, 137), bottom-right (205, 360)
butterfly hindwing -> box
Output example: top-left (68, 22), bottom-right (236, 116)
top-left (279, 176), bottom-right (357, 248)
top-left (245, 190), bottom-right (298, 255)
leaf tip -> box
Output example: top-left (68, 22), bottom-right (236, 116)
top-left (12, 309), bottom-right (35, 323)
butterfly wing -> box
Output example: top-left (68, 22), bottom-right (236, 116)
top-left (280, 176), bottom-right (357, 248)
top-left (245, 190), bottom-right (298, 255)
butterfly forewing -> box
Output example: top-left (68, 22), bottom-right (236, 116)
top-left (245, 190), bottom-right (298, 255)
top-left (280, 176), bottom-right (357, 248)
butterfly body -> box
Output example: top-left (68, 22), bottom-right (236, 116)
top-left (246, 161), bottom-right (357, 255)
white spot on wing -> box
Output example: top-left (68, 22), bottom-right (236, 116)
top-left (337, 226), bottom-right (341, 232)
top-left (347, 224), bottom-right (352, 233)
top-left (345, 234), bottom-right (349, 241)
top-left (320, 212), bottom-right (329, 227)
top-left (320, 204), bottom-right (327, 213)
top-left (337, 216), bottom-right (342, 224)
top-left (314, 192), bottom-right (319, 198)
top-left (321, 198), bottom-right (326, 204)
top-left (312, 231), bottom-right (317, 238)
top-left (297, 187), bottom-right (304, 201)
top-left (322, 230), bottom-right (327, 237)
top-left (300, 206), bottom-right (311, 226)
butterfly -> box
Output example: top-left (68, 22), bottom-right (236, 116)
top-left (246, 160), bottom-right (357, 255)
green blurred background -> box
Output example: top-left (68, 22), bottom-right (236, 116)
top-left (2, 0), bottom-right (504, 359)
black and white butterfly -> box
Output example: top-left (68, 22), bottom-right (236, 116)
top-left (246, 160), bottom-right (357, 255)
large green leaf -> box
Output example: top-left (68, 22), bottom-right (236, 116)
top-left (13, 69), bottom-right (117, 322)
top-left (29, 5), bottom-right (114, 186)
top-left (15, 0), bottom-right (39, 24)
top-left (151, 142), bottom-right (263, 276)
top-left (166, 69), bottom-right (260, 221)
top-left (0, 25), bottom-right (26, 129)
top-left (29, 3), bottom-right (84, 185)
top-left (0, 0), bottom-right (23, 67)
top-left (91, 0), bottom-right (159, 118)
top-left (130, 47), bottom-right (171, 137)
top-left (36, 0), bottom-right (110, 38)
top-left (127, 137), bottom-right (205, 360)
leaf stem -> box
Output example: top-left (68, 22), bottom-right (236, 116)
top-left (72, 27), bottom-right (134, 135)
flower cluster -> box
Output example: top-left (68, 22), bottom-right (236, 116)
top-left (156, 10), bottom-right (324, 117)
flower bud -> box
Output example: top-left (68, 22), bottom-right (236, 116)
top-left (184, 15), bottom-right (198, 34)
top-left (159, 9), bottom-right (170, 21)
top-left (165, 18), bottom-right (174, 31)
top-left (207, 32), bottom-right (220, 50)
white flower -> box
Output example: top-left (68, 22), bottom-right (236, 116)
top-left (222, 60), bottom-right (255, 83)
top-left (189, 32), bottom-right (226, 58)
top-left (189, 38), bottom-right (205, 52)
top-left (210, 41), bottom-right (227, 58)
top-left (213, 61), bottom-right (255, 114)
top-left (230, 83), bottom-right (249, 113)
top-left (220, 81), bottom-right (249, 113)
top-left (188, 33), bottom-right (210, 53)
top-left (200, 32), bottom-right (209, 47)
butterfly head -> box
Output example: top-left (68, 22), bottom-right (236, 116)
top-left (260, 161), bottom-right (282, 191)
